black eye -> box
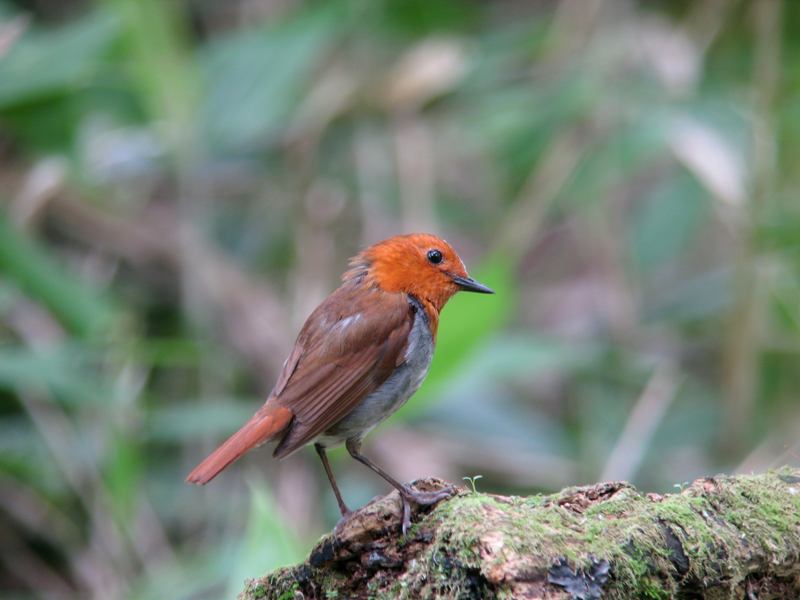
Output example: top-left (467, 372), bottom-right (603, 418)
top-left (427, 249), bottom-right (443, 264)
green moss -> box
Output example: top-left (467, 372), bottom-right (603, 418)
top-left (638, 577), bottom-right (671, 599)
top-left (274, 583), bottom-right (300, 600)
top-left (241, 470), bottom-right (800, 600)
top-left (249, 584), bottom-right (267, 599)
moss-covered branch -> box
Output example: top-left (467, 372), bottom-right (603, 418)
top-left (241, 468), bottom-right (800, 599)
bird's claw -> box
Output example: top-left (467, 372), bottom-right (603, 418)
top-left (399, 484), bottom-right (457, 534)
top-left (400, 484), bottom-right (457, 506)
top-left (401, 498), bottom-right (412, 535)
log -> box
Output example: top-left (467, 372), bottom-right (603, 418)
top-left (240, 468), bottom-right (800, 599)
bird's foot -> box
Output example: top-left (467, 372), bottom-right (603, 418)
top-left (400, 484), bottom-right (457, 506)
top-left (398, 483), bottom-right (457, 534)
top-left (400, 498), bottom-right (412, 535)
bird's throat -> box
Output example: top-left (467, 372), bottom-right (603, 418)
top-left (412, 295), bottom-right (440, 341)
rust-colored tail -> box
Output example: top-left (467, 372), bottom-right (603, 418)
top-left (186, 404), bottom-right (293, 485)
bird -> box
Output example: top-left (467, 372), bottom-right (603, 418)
top-left (186, 233), bottom-right (493, 533)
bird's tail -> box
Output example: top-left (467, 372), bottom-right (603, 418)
top-left (186, 404), bottom-right (293, 485)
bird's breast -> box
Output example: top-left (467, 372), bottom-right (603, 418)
top-left (316, 296), bottom-right (434, 446)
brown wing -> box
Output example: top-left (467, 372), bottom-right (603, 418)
top-left (271, 285), bottom-right (413, 458)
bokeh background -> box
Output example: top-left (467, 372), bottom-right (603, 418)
top-left (1, 0), bottom-right (799, 597)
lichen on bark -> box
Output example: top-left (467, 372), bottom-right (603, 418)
top-left (240, 468), bottom-right (800, 599)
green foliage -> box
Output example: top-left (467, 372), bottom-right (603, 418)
top-left (1, 0), bottom-right (798, 597)
top-left (462, 474), bottom-right (483, 494)
top-left (628, 172), bottom-right (709, 270)
top-left (0, 215), bottom-right (115, 335)
top-left (0, 10), bottom-right (119, 107)
top-left (199, 4), bottom-right (341, 150)
top-left (223, 481), bottom-right (305, 599)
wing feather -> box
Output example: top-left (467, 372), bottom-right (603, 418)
top-left (272, 285), bottom-right (412, 458)
top-left (187, 282), bottom-right (414, 479)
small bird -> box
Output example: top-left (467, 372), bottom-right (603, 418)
top-left (186, 233), bottom-right (493, 532)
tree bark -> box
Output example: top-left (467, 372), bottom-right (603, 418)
top-left (240, 468), bottom-right (800, 599)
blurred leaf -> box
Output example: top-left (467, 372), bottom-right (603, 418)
top-left (105, 435), bottom-right (143, 521)
top-left (628, 171), bottom-right (709, 270)
top-left (649, 381), bottom-right (719, 450)
top-left (452, 334), bottom-right (593, 382)
top-left (0, 10), bottom-right (118, 107)
top-left (383, 0), bottom-right (478, 34)
top-left (465, 77), bottom-right (595, 193)
top-left (645, 267), bottom-right (732, 323)
top-left (0, 345), bottom-right (108, 406)
top-left (148, 399), bottom-right (257, 442)
top-left (668, 117), bottom-right (746, 206)
top-left (105, 0), bottom-right (197, 149)
top-left (423, 334), bottom-right (594, 454)
top-left (122, 337), bottom-right (205, 367)
top-left (429, 383), bottom-right (560, 450)
top-left (0, 416), bottom-right (59, 485)
top-left (639, 380), bottom-right (721, 490)
top-left (199, 4), bottom-right (340, 150)
top-left (0, 417), bottom-right (38, 456)
top-left (758, 200), bottom-right (800, 256)
top-left (224, 480), bottom-right (303, 598)
top-left (2, 95), bottom-right (85, 151)
top-left (0, 214), bottom-right (115, 335)
top-left (0, 2), bottom-right (17, 19)
top-left (564, 118), bottom-right (669, 208)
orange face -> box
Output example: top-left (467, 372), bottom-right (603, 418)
top-left (348, 233), bottom-right (493, 314)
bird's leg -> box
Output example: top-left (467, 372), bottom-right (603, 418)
top-left (345, 438), bottom-right (455, 533)
top-left (315, 443), bottom-right (351, 518)
top-left (345, 438), bottom-right (456, 502)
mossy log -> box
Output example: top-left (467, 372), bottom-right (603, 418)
top-left (241, 468), bottom-right (800, 599)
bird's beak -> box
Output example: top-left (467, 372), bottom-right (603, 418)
top-left (451, 274), bottom-right (494, 294)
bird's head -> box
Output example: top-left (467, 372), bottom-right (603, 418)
top-left (344, 233), bottom-right (493, 318)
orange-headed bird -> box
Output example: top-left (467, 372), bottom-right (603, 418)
top-left (187, 233), bottom-right (493, 532)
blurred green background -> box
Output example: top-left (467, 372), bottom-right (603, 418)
top-left (1, 0), bottom-right (799, 597)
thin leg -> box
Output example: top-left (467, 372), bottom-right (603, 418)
top-left (345, 438), bottom-right (454, 533)
top-left (315, 443), bottom-right (351, 517)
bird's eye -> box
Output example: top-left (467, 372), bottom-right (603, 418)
top-left (427, 249), bottom-right (443, 264)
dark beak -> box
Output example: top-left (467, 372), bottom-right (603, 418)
top-left (451, 274), bottom-right (494, 294)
